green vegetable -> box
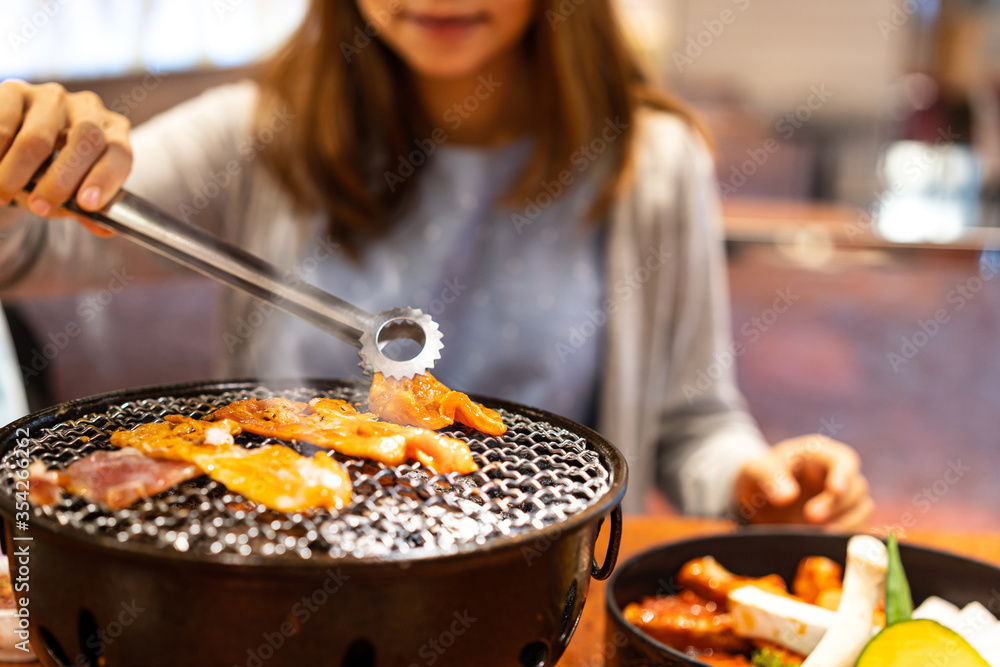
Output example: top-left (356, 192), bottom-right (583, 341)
top-left (858, 535), bottom-right (989, 665)
top-left (856, 619), bottom-right (988, 666)
top-left (885, 533), bottom-right (913, 626)
top-left (751, 648), bottom-right (799, 667)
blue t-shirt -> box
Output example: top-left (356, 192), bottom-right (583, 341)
top-left (255, 139), bottom-right (605, 424)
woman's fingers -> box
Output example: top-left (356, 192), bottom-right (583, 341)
top-left (799, 444), bottom-right (863, 524)
top-left (736, 435), bottom-right (873, 529)
top-left (827, 495), bottom-right (875, 532)
top-left (68, 92), bottom-right (131, 211)
top-left (805, 473), bottom-right (870, 525)
top-left (0, 83), bottom-right (131, 223)
top-left (76, 120), bottom-right (132, 211)
top-left (0, 82), bottom-right (25, 170)
top-left (28, 119), bottom-right (106, 213)
top-left (0, 82), bottom-right (68, 208)
top-left (27, 90), bottom-right (132, 214)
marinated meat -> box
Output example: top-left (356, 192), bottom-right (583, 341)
top-left (28, 448), bottom-right (201, 510)
top-left (110, 416), bottom-right (243, 461)
top-left (190, 446), bottom-right (351, 512)
top-left (793, 556), bottom-right (843, 605)
top-left (700, 654), bottom-right (754, 667)
top-left (111, 416), bottom-right (352, 512)
top-left (623, 590), bottom-right (751, 653)
top-left (677, 556), bottom-right (788, 606)
top-left (212, 397), bottom-right (477, 475)
top-left (791, 556), bottom-right (886, 625)
top-left (368, 372), bottom-right (506, 436)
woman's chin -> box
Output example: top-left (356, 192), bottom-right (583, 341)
top-left (400, 53), bottom-right (496, 82)
top-left (400, 62), bottom-right (483, 81)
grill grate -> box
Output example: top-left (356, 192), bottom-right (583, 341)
top-left (0, 385), bottom-right (612, 562)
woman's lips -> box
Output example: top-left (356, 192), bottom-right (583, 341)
top-left (406, 13), bottom-right (488, 39)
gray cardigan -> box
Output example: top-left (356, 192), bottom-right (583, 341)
top-left (0, 82), bottom-right (768, 515)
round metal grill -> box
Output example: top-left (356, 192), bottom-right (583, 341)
top-left (0, 383), bottom-right (612, 563)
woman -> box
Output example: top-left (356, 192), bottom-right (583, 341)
top-left (0, 1), bottom-right (872, 526)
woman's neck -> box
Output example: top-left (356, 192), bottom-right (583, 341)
top-left (413, 50), bottom-right (532, 146)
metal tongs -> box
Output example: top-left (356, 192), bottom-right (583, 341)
top-left (22, 181), bottom-right (443, 379)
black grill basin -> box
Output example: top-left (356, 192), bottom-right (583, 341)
top-left (0, 379), bottom-right (627, 667)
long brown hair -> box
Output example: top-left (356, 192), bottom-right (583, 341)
top-left (255, 1), bottom-right (700, 253)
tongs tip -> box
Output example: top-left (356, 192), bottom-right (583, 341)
top-left (358, 307), bottom-right (443, 380)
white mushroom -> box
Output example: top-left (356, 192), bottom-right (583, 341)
top-left (801, 535), bottom-right (888, 667)
top-left (729, 585), bottom-right (838, 655)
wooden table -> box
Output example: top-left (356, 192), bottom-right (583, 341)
top-left (7, 517), bottom-right (1000, 667)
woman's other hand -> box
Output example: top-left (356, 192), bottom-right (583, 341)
top-left (733, 435), bottom-right (874, 531)
top-left (0, 80), bottom-right (132, 236)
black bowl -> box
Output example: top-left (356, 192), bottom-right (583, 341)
top-left (605, 530), bottom-right (1000, 666)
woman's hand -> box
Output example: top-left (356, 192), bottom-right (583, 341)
top-left (733, 435), bottom-right (874, 531)
top-left (0, 79), bottom-right (132, 236)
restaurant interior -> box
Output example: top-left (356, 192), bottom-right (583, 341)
top-left (3, 0), bottom-right (998, 532)
top-left (2, 1), bottom-right (1000, 666)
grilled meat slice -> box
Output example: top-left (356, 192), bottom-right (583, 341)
top-left (368, 372), bottom-right (506, 436)
top-left (212, 397), bottom-right (477, 475)
top-left (111, 415), bottom-right (352, 512)
top-left (623, 590), bottom-right (751, 654)
top-left (28, 448), bottom-right (201, 510)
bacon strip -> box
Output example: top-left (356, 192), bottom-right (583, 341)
top-left (212, 397), bottom-right (477, 475)
top-left (368, 372), bottom-right (506, 436)
top-left (28, 448), bottom-right (201, 510)
top-left (110, 416), bottom-right (352, 512)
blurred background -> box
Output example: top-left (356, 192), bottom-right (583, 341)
top-left (2, 0), bottom-right (999, 531)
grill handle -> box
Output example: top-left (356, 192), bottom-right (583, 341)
top-left (590, 503), bottom-right (622, 581)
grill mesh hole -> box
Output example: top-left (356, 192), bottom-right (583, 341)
top-left (38, 626), bottom-right (71, 666)
top-left (77, 607), bottom-right (103, 666)
top-left (342, 638), bottom-right (375, 667)
top-left (519, 640), bottom-right (550, 667)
